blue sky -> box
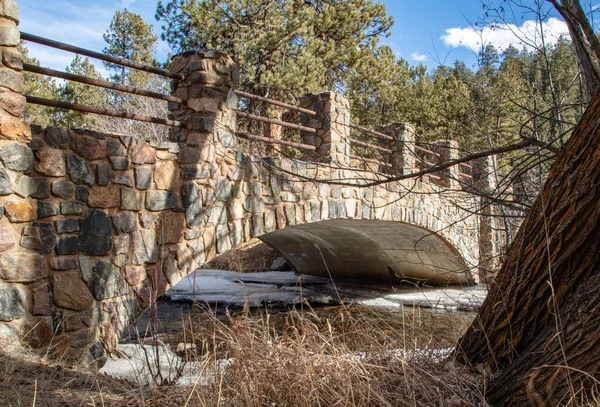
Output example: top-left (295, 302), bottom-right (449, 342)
top-left (18, 0), bottom-right (582, 76)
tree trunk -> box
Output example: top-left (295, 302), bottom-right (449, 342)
top-left (455, 92), bottom-right (600, 405)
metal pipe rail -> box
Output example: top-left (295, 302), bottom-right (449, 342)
top-left (349, 123), bottom-right (393, 141)
top-left (349, 154), bottom-right (392, 168)
top-left (20, 32), bottom-right (184, 80)
top-left (23, 64), bottom-right (184, 104)
top-left (234, 90), bottom-right (316, 116)
top-left (236, 110), bottom-right (316, 133)
top-left (26, 96), bottom-right (186, 128)
top-left (414, 144), bottom-right (441, 157)
top-left (236, 132), bottom-right (317, 151)
top-left (348, 138), bottom-right (392, 154)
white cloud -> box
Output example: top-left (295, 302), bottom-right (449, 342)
top-left (122, 0), bottom-right (136, 8)
top-left (410, 52), bottom-right (428, 62)
top-left (441, 17), bottom-right (570, 52)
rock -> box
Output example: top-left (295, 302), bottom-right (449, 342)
top-left (0, 226), bottom-right (15, 251)
top-left (146, 190), bottom-right (179, 211)
top-left (66, 154), bottom-right (94, 186)
top-left (35, 222), bottom-right (57, 254)
top-left (113, 174), bottom-right (133, 187)
top-left (88, 185), bottom-right (119, 208)
top-left (178, 147), bottom-right (202, 163)
top-left (89, 342), bottom-right (108, 368)
top-left (90, 261), bottom-right (129, 300)
top-left (29, 137), bottom-right (44, 151)
top-left (132, 229), bottom-right (158, 264)
top-left (0, 167), bottom-right (11, 194)
top-left (51, 179), bottom-right (75, 198)
top-left (159, 212), bottom-right (185, 244)
top-left (63, 313), bottom-right (85, 332)
top-left (182, 182), bottom-right (202, 227)
top-left (135, 167), bottom-right (152, 189)
top-left (56, 236), bottom-right (79, 255)
top-left (4, 200), bottom-right (36, 222)
top-left (37, 201), bottom-right (59, 218)
top-left (79, 256), bottom-right (94, 283)
top-left (271, 257), bottom-right (291, 271)
top-left (1, 142), bottom-right (33, 171)
top-left (130, 140), bottom-right (155, 164)
top-left (138, 212), bottom-right (156, 228)
top-left (121, 188), bottom-right (142, 211)
top-left (13, 173), bottom-right (37, 197)
top-left (75, 186), bottom-right (88, 202)
top-left (112, 212), bottom-right (138, 234)
top-left (54, 218), bottom-right (79, 234)
top-left (32, 283), bottom-right (51, 316)
top-left (125, 265), bottom-right (145, 286)
top-left (0, 252), bottom-right (46, 282)
top-left (34, 146), bottom-right (66, 176)
top-left (60, 201), bottom-right (85, 215)
top-left (45, 127), bottom-right (69, 149)
top-left (96, 162), bottom-right (111, 185)
top-left (154, 160), bottom-right (180, 191)
top-left (50, 257), bottom-right (78, 270)
top-left (110, 157), bottom-right (129, 170)
top-left (0, 286), bottom-right (24, 321)
top-left (20, 226), bottom-right (41, 250)
top-left (22, 317), bottom-right (53, 348)
top-left (79, 209), bottom-right (112, 256)
top-left (182, 165), bottom-right (210, 179)
top-left (30, 177), bottom-right (50, 199)
top-left (80, 307), bottom-right (104, 327)
top-left (71, 135), bottom-right (106, 160)
top-left (215, 178), bottom-right (231, 202)
top-left (53, 271), bottom-right (95, 310)
top-left (107, 139), bottom-right (126, 156)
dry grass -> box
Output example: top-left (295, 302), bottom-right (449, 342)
top-left (206, 238), bottom-right (280, 273)
top-left (2, 305), bottom-right (597, 406)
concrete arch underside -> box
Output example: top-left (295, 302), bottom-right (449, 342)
top-left (259, 219), bottom-right (473, 286)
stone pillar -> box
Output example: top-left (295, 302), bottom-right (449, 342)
top-left (432, 140), bottom-right (459, 189)
top-left (299, 91), bottom-right (350, 166)
top-left (0, 0), bottom-right (30, 143)
top-left (379, 122), bottom-right (416, 175)
top-left (473, 155), bottom-right (501, 283)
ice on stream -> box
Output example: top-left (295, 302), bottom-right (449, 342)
top-left (165, 269), bottom-right (488, 311)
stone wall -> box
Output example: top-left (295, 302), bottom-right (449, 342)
top-left (0, 0), bottom-right (494, 368)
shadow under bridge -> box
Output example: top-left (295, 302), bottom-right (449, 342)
top-left (259, 219), bottom-right (473, 286)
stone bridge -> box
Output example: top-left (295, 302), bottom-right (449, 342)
top-left (0, 4), bottom-right (500, 368)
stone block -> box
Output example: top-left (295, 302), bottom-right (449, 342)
top-left (30, 177), bottom-right (50, 199)
top-left (45, 127), bottom-right (69, 149)
top-left (96, 162), bottom-right (111, 185)
top-left (52, 178), bottom-right (75, 198)
top-left (182, 182), bottom-right (202, 227)
top-left (146, 190), bottom-right (179, 211)
top-left (130, 140), bottom-right (156, 164)
top-left (1, 142), bottom-right (33, 171)
top-left (53, 271), bottom-right (95, 310)
top-left (135, 167), bottom-right (152, 189)
top-left (113, 173), bottom-right (133, 187)
top-left (0, 167), bottom-right (11, 194)
top-left (154, 160), bottom-right (180, 190)
top-left (0, 286), bottom-right (24, 321)
top-left (182, 165), bottom-right (210, 179)
top-left (20, 225), bottom-right (40, 250)
top-left (0, 252), bottom-right (46, 282)
top-left (121, 187), bottom-right (143, 211)
top-left (112, 212), bottom-right (138, 234)
top-left (2, 47), bottom-right (22, 70)
top-left (50, 257), bottom-right (78, 270)
top-left (107, 139), bottom-right (126, 156)
top-left (0, 108), bottom-right (29, 142)
top-left (110, 157), bottom-right (129, 170)
top-left (32, 283), bottom-right (51, 316)
top-left (60, 201), bottom-right (84, 215)
top-left (159, 212), bottom-right (185, 244)
top-left (35, 221), bottom-right (57, 254)
top-left (36, 201), bottom-right (58, 218)
top-left (88, 185), bottom-right (119, 208)
top-left (79, 209), bottom-right (112, 256)
top-left (90, 261), bottom-right (129, 300)
top-left (54, 218), bottom-right (79, 234)
top-left (36, 146), bottom-right (68, 178)
top-left (125, 265), bottom-right (145, 286)
top-left (0, 67), bottom-right (22, 93)
top-left (75, 186), bottom-right (88, 202)
top-left (66, 154), bottom-right (94, 186)
top-left (71, 135), bottom-right (106, 160)
top-left (0, 226), bottom-right (15, 251)
top-left (4, 200), bottom-right (36, 222)
top-left (132, 229), bottom-right (158, 264)
top-left (56, 236), bottom-right (79, 255)
top-left (12, 173), bottom-right (37, 197)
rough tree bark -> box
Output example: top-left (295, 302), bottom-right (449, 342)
top-left (455, 92), bottom-right (600, 405)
